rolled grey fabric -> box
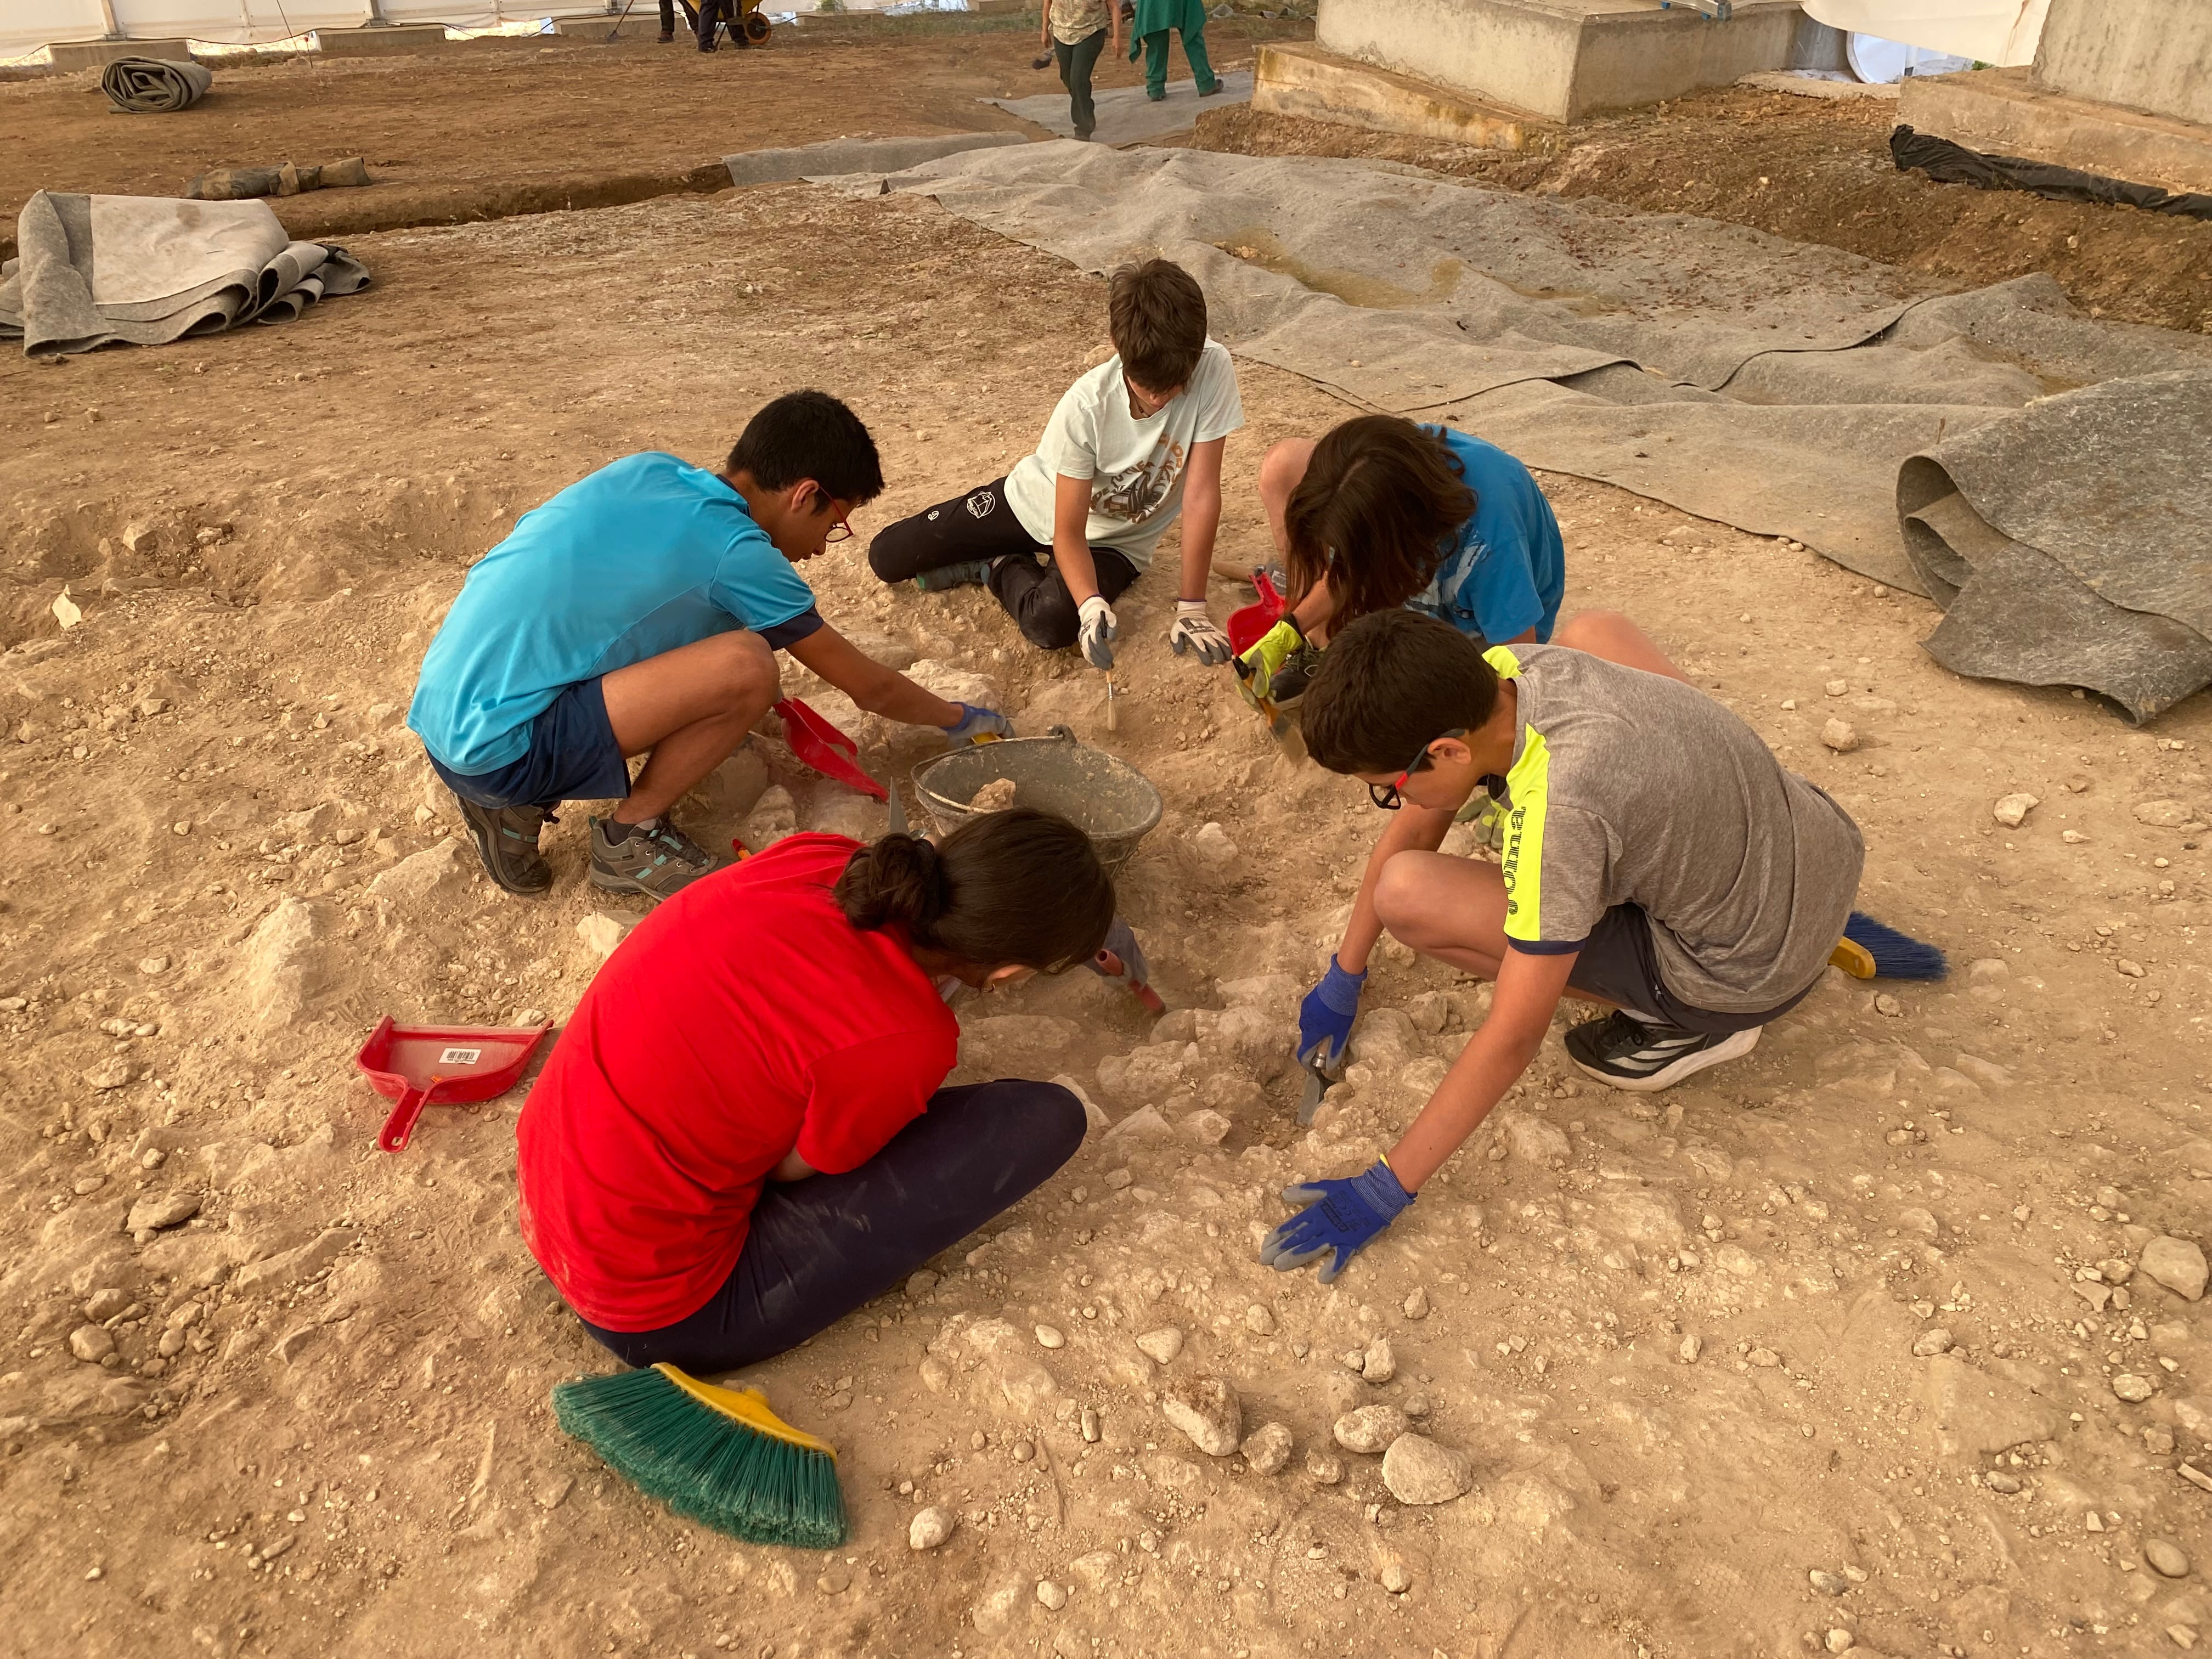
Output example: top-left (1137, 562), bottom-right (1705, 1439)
top-left (100, 57), bottom-right (213, 115)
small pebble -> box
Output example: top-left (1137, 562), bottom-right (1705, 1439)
top-left (1991, 793), bottom-right (2038, 828)
top-left (1824, 679), bottom-right (1848, 697)
top-left (1244, 1304), bottom-right (1276, 1336)
top-left (1161, 1375), bottom-right (1242, 1457)
top-left (1402, 1287), bottom-right (1429, 1321)
top-left (1361, 1336), bottom-right (1397, 1384)
top-left (1679, 1334), bottom-right (1702, 1364)
top-left (1081, 1407), bottom-right (1101, 1443)
top-left (1985, 1471), bottom-right (2022, 1494)
top-left (1305, 1449), bottom-right (1342, 1485)
top-left (1012, 1439), bottom-right (1035, 1463)
top-left (1380, 1562), bottom-right (1412, 1594)
top-left (1136, 1327), bottom-right (1184, 1364)
top-left (1820, 718), bottom-right (1859, 754)
top-left (1808, 1569), bottom-right (1847, 1596)
top-left (1036, 1579), bottom-right (1068, 1611)
top-left (2112, 1373), bottom-right (2155, 1403)
top-left (2146, 1538), bottom-right (2191, 1579)
top-left (1911, 1329), bottom-right (1953, 1357)
top-left (1240, 1421), bottom-right (1294, 1476)
top-left (1035, 1325), bottom-right (1065, 1350)
top-left (909, 1506), bottom-right (956, 1550)
top-left (67, 1325), bottom-right (116, 1364)
top-left (1333, 1406), bottom-right (1409, 1455)
top-left (1825, 1630), bottom-right (1855, 1654)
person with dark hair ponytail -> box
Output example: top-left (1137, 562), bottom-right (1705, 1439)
top-left (515, 809), bottom-right (1115, 1375)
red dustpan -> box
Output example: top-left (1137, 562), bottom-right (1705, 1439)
top-left (774, 696), bottom-right (887, 802)
top-left (357, 1017), bottom-right (554, 1153)
top-left (1226, 567), bottom-right (1286, 656)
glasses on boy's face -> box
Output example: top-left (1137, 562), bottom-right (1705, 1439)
top-left (1368, 729), bottom-right (1467, 810)
top-left (823, 518), bottom-right (854, 544)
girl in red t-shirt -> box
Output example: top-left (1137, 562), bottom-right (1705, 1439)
top-left (518, 808), bottom-right (1114, 1375)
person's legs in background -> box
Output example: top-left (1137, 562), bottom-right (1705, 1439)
top-left (1057, 26), bottom-right (1107, 138)
top-left (1179, 22), bottom-right (1220, 94)
top-left (657, 0), bottom-right (676, 41)
top-left (991, 546), bottom-right (1140, 651)
top-left (694, 0), bottom-right (720, 51)
top-left (579, 1080), bottom-right (1088, 1372)
top-left (1141, 30), bottom-right (1169, 98)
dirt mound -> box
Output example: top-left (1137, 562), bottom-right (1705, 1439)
top-left (1190, 90), bottom-right (2212, 337)
top-left (1, 180), bottom-right (2208, 1659)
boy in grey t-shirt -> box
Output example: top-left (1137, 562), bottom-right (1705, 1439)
top-left (1256, 608), bottom-right (1865, 1284)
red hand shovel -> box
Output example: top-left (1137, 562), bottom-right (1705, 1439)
top-left (773, 697), bottom-right (887, 802)
top-left (357, 1017), bottom-right (555, 1153)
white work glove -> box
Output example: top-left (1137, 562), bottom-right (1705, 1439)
top-left (1168, 601), bottom-right (1231, 668)
top-left (1077, 595), bottom-right (1119, 670)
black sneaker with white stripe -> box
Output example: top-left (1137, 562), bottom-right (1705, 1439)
top-left (1565, 1011), bottom-right (1760, 1092)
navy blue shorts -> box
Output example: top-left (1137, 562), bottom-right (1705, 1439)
top-left (1558, 903), bottom-right (1818, 1035)
top-left (426, 678), bottom-right (631, 812)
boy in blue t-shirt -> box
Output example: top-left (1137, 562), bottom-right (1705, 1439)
top-left (408, 391), bottom-right (1010, 904)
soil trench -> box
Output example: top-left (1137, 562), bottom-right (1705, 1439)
top-left (2, 35), bottom-right (2210, 1659)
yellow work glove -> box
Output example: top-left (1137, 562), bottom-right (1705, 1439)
top-left (1232, 617), bottom-right (1306, 713)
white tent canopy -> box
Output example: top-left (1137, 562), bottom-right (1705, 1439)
top-left (1802, 0), bottom-right (2049, 65)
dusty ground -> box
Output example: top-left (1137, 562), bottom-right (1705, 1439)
top-left (0, 14), bottom-right (1301, 256)
top-left (1189, 90), bottom-right (2212, 338)
top-left (5, 53), bottom-right (2212, 1659)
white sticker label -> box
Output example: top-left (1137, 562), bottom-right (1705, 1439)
top-left (437, 1047), bottom-right (483, 1066)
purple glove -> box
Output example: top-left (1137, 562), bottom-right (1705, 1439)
top-left (1259, 1160), bottom-right (1413, 1284)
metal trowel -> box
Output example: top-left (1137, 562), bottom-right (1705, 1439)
top-left (1296, 1041), bottom-right (1342, 1126)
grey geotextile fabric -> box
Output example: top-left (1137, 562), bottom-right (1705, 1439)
top-left (876, 143), bottom-right (2212, 719)
top-left (100, 56), bottom-right (213, 114)
top-left (0, 191), bottom-right (370, 357)
top-left (1899, 371), bottom-right (2212, 723)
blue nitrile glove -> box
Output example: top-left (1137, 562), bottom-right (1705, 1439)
top-left (943, 703), bottom-right (1013, 747)
top-left (1259, 1159), bottom-right (1414, 1284)
top-left (1297, 955), bottom-right (1365, 1069)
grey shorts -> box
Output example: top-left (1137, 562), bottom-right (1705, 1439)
top-left (1557, 903), bottom-right (1817, 1035)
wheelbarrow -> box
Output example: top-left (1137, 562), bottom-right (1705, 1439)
top-left (357, 1017), bottom-right (555, 1153)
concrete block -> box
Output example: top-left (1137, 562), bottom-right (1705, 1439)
top-left (552, 14), bottom-right (672, 38)
top-left (1252, 41), bottom-right (1548, 149)
top-left (313, 23), bottom-right (451, 56)
top-left (1900, 65), bottom-right (2212, 198)
top-left (2031, 0), bottom-right (2212, 129)
top-left (723, 130), bottom-right (1027, 188)
top-left (1316, 0), bottom-right (1805, 124)
top-left (47, 38), bottom-right (193, 70)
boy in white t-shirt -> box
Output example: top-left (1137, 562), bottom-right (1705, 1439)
top-left (868, 258), bottom-right (1244, 672)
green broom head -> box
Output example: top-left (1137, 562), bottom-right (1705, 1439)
top-left (552, 1363), bottom-right (847, 1549)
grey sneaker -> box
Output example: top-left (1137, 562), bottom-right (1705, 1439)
top-left (454, 794), bottom-right (554, 896)
top-left (588, 816), bottom-right (725, 903)
top-left (915, 560), bottom-right (992, 593)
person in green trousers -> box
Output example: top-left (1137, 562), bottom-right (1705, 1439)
top-left (1127, 0), bottom-right (1221, 101)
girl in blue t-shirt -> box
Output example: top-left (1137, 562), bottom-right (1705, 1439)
top-left (1262, 414), bottom-right (1566, 651)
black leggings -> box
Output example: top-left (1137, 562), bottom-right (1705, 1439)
top-left (577, 1079), bottom-right (1085, 1374)
top-left (868, 477), bottom-right (1141, 652)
